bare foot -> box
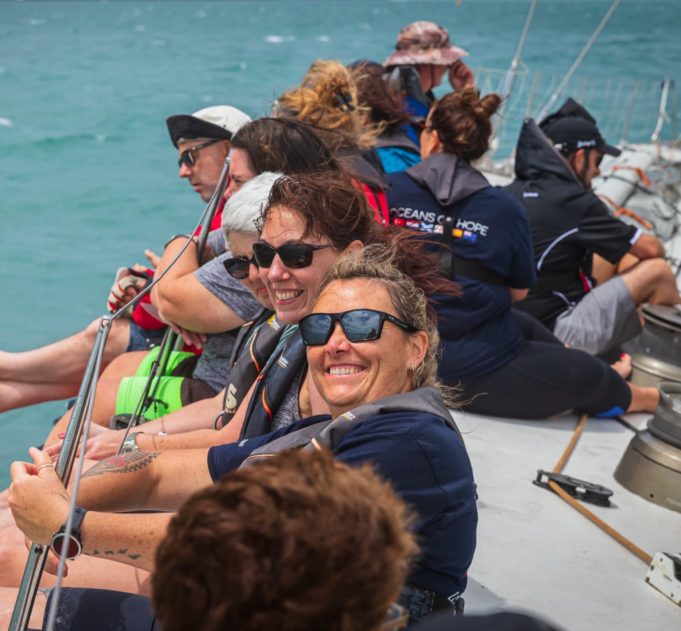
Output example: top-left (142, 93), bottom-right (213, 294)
top-left (611, 353), bottom-right (633, 380)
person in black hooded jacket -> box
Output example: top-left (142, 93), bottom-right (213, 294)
top-left (386, 88), bottom-right (660, 418)
top-left (505, 98), bottom-right (679, 356)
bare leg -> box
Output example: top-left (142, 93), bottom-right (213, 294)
top-left (0, 586), bottom-right (47, 630)
top-left (0, 542), bottom-right (150, 592)
top-left (592, 252), bottom-right (640, 285)
top-left (620, 258), bottom-right (681, 306)
top-left (98, 351), bottom-right (148, 381)
top-left (0, 318), bottom-right (132, 413)
top-left (610, 353), bottom-right (632, 380)
top-left (0, 382), bottom-right (82, 413)
top-left (627, 383), bottom-right (660, 413)
top-left (44, 378), bottom-right (122, 448)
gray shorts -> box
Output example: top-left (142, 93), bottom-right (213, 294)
top-left (553, 276), bottom-right (642, 355)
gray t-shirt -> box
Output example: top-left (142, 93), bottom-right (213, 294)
top-left (192, 247), bottom-right (261, 392)
top-left (206, 229), bottom-right (226, 257)
top-left (270, 370), bottom-right (303, 430)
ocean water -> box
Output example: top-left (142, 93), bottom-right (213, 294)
top-left (0, 0), bottom-right (680, 485)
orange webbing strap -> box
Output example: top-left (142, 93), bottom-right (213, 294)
top-left (611, 165), bottom-right (652, 187)
top-left (547, 413), bottom-right (653, 565)
top-left (597, 193), bottom-right (653, 231)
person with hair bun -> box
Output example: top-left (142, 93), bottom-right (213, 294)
top-left (387, 88), bottom-right (659, 418)
top-left (383, 21), bottom-right (475, 137)
top-left (6, 247), bottom-right (476, 628)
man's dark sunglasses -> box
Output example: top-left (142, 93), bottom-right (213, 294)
top-left (223, 255), bottom-right (257, 280)
top-left (178, 139), bottom-right (220, 167)
top-left (299, 309), bottom-right (418, 347)
top-left (252, 242), bottom-right (332, 269)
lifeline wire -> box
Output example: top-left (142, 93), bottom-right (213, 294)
top-left (116, 155), bottom-right (230, 449)
top-left (11, 153), bottom-right (231, 631)
top-left (536, 0), bottom-right (621, 122)
top-left (44, 328), bottom-right (108, 631)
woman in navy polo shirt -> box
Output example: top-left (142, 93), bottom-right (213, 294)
top-left (6, 251), bottom-right (476, 628)
top-left (386, 88), bottom-right (657, 418)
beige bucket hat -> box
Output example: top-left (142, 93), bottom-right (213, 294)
top-left (384, 21), bottom-right (468, 67)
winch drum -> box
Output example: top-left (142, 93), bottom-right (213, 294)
top-left (614, 382), bottom-right (681, 513)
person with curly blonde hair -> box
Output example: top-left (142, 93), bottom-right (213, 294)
top-left (7, 243), bottom-right (476, 628)
top-left (275, 59), bottom-right (389, 209)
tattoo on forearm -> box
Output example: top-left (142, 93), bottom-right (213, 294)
top-left (91, 547), bottom-right (144, 561)
top-left (83, 451), bottom-right (161, 478)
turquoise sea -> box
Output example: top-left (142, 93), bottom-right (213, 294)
top-left (1, 0), bottom-right (680, 485)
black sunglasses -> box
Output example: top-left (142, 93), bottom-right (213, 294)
top-left (178, 139), bottom-right (220, 167)
top-left (223, 255), bottom-right (257, 280)
top-left (299, 309), bottom-right (417, 346)
top-left (252, 242), bottom-right (332, 269)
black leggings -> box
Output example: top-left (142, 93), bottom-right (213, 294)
top-left (37, 588), bottom-right (157, 631)
top-left (459, 310), bottom-right (632, 419)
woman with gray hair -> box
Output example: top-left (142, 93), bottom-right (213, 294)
top-left (7, 246), bottom-right (476, 628)
top-left (60, 172), bottom-right (286, 458)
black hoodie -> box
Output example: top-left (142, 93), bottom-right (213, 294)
top-left (504, 119), bottom-right (637, 329)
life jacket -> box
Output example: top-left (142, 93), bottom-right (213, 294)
top-left (239, 328), bottom-right (307, 439)
top-left (130, 198), bottom-right (226, 334)
top-left (214, 309), bottom-right (284, 429)
top-left (242, 387), bottom-right (460, 464)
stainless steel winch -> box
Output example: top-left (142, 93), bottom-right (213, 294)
top-left (615, 381), bottom-right (681, 513)
top-left (627, 304), bottom-right (681, 387)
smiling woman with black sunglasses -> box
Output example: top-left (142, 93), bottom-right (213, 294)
top-left (6, 248), bottom-right (475, 628)
top-left (227, 170), bottom-right (458, 439)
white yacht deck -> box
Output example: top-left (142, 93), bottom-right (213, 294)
top-left (458, 409), bottom-right (680, 630)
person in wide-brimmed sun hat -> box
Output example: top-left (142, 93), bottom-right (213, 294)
top-left (383, 21), bottom-right (475, 142)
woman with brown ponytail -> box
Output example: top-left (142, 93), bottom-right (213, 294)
top-left (386, 88), bottom-right (659, 419)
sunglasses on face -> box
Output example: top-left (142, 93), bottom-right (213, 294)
top-left (252, 242), bottom-right (332, 269)
top-left (412, 119), bottom-right (428, 134)
top-left (299, 309), bottom-right (418, 347)
top-left (178, 139), bottom-right (220, 167)
top-left (223, 255), bottom-right (257, 280)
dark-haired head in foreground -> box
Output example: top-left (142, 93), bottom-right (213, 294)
top-left (152, 449), bottom-right (418, 631)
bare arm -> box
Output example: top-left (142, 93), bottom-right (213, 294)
top-left (81, 511), bottom-right (172, 571)
top-left (77, 450), bottom-right (209, 511)
top-left (10, 448), bottom-right (212, 571)
top-left (70, 392), bottom-right (226, 461)
top-left (151, 238), bottom-right (245, 333)
top-left (136, 390), bottom-right (224, 435)
top-left (134, 379), bottom-right (257, 452)
top-left (629, 233), bottom-right (665, 260)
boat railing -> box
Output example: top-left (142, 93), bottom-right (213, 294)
top-left (476, 66), bottom-right (679, 157)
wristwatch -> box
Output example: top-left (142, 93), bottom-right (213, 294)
top-left (50, 506), bottom-right (87, 560)
top-left (121, 431), bottom-right (142, 454)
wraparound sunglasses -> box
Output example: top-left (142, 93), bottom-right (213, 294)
top-left (178, 139), bottom-right (220, 167)
top-left (252, 241), bottom-right (332, 269)
top-left (223, 255), bottom-right (257, 280)
top-left (299, 309), bottom-right (418, 346)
